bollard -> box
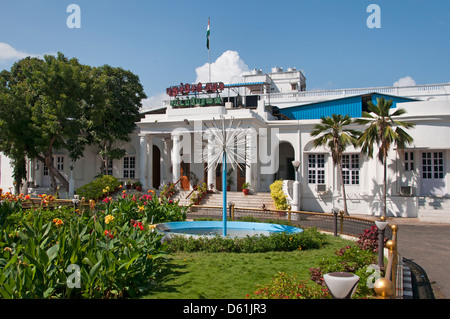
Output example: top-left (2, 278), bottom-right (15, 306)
top-left (339, 210), bottom-right (345, 234)
top-left (332, 208), bottom-right (339, 236)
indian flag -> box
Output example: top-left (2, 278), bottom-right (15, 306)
top-left (206, 18), bottom-right (210, 50)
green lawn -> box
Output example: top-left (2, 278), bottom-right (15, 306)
top-left (143, 234), bottom-right (354, 299)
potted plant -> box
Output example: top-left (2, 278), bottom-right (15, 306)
top-left (134, 180), bottom-right (143, 192)
top-left (242, 182), bottom-right (250, 195)
top-left (126, 179), bottom-right (132, 189)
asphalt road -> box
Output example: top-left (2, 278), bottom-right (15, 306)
top-left (393, 222), bottom-right (450, 299)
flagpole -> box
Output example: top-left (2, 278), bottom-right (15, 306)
top-left (208, 17), bottom-right (211, 83)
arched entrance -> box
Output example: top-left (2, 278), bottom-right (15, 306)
top-left (276, 142), bottom-right (295, 180)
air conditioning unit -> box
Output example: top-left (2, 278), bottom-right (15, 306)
top-left (400, 186), bottom-right (413, 196)
top-left (316, 184), bottom-right (327, 193)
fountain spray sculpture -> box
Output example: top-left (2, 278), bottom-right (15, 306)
top-left (202, 116), bottom-right (250, 236)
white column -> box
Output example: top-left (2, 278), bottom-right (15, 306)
top-left (147, 136), bottom-right (153, 190)
top-left (139, 134), bottom-right (148, 189)
top-left (246, 129), bottom-right (257, 191)
top-left (163, 137), bottom-right (172, 185)
top-left (172, 134), bottom-right (180, 189)
top-left (207, 133), bottom-right (216, 191)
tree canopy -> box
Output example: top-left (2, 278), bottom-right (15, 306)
top-left (0, 53), bottom-right (146, 195)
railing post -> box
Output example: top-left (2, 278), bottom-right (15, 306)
top-left (231, 203), bottom-right (235, 221)
top-left (390, 225), bottom-right (398, 296)
top-left (288, 205), bottom-right (292, 225)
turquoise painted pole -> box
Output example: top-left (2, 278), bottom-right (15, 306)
top-left (222, 151), bottom-right (227, 236)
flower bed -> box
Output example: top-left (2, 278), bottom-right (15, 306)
top-left (0, 191), bottom-right (188, 299)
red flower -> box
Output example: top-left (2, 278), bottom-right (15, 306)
top-left (104, 230), bottom-right (114, 239)
top-left (130, 220), bottom-right (144, 231)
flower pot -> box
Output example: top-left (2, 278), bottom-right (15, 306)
top-left (243, 188), bottom-right (250, 195)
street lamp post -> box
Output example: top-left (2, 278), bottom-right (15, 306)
top-left (291, 160), bottom-right (300, 211)
top-left (375, 217), bottom-right (389, 272)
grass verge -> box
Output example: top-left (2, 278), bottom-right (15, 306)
top-left (143, 234), bottom-right (354, 299)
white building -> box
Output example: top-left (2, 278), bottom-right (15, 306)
top-left (2, 67), bottom-right (449, 219)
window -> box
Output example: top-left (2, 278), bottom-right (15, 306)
top-left (43, 156), bottom-right (64, 175)
top-left (422, 152), bottom-right (443, 179)
top-left (342, 154), bottom-right (359, 185)
top-left (308, 154), bottom-right (325, 184)
top-left (404, 151), bottom-right (414, 171)
top-left (123, 156), bottom-right (136, 179)
top-left (56, 156), bottom-right (64, 171)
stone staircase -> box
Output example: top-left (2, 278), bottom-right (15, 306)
top-left (199, 191), bottom-right (275, 210)
top-left (170, 190), bottom-right (194, 206)
top-left (418, 196), bottom-right (450, 223)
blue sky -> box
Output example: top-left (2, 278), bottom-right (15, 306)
top-left (1, 0), bottom-right (449, 108)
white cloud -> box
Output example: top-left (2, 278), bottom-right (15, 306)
top-left (393, 76), bottom-right (416, 87)
top-left (140, 92), bottom-right (167, 111)
top-left (143, 50), bottom-right (251, 110)
top-left (195, 50), bottom-right (250, 84)
top-left (0, 42), bottom-right (35, 63)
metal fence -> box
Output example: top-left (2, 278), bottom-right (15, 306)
top-left (188, 205), bottom-right (393, 240)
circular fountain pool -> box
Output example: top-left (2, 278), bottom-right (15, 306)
top-left (156, 221), bottom-right (303, 239)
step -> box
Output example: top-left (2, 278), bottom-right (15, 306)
top-left (418, 209), bottom-right (450, 223)
top-left (200, 192), bottom-right (275, 209)
top-left (418, 196), bottom-right (450, 210)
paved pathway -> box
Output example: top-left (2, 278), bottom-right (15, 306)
top-left (353, 215), bottom-right (450, 299)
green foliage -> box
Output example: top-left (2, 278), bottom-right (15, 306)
top-left (0, 53), bottom-right (146, 193)
top-left (248, 272), bottom-right (331, 299)
top-left (269, 180), bottom-right (289, 210)
top-left (309, 244), bottom-right (377, 298)
top-left (75, 175), bottom-right (121, 200)
top-left (166, 227), bottom-right (327, 253)
top-left (0, 190), bottom-right (187, 299)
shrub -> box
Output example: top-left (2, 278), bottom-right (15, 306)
top-left (356, 225), bottom-right (387, 253)
top-left (166, 227), bottom-right (327, 253)
top-left (308, 244), bottom-right (377, 298)
top-left (247, 272), bottom-right (331, 299)
top-left (75, 175), bottom-right (121, 200)
top-left (269, 180), bottom-right (289, 210)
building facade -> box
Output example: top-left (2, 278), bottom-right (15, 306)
top-left (1, 67), bottom-right (449, 218)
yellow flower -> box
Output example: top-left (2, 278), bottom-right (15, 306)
top-left (102, 189), bottom-right (107, 193)
top-left (105, 214), bottom-right (115, 224)
top-left (149, 224), bottom-right (156, 232)
top-left (138, 205), bottom-right (145, 212)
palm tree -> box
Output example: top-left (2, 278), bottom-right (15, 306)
top-left (355, 97), bottom-right (415, 219)
top-left (311, 114), bottom-right (359, 215)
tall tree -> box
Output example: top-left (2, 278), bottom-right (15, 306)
top-left (310, 114), bottom-right (359, 215)
top-left (28, 53), bottom-right (93, 193)
top-left (89, 65), bottom-right (147, 175)
top-left (355, 97), bottom-right (415, 219)
top-left (0, 58), bottom-right (43, 193)
top-left (0, 53), bottom-right (93, 194)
